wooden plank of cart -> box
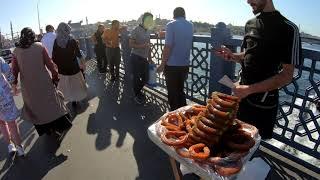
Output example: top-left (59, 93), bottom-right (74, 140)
top-left (147, 108), bottom-right (261, 180)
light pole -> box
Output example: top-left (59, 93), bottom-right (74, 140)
top-left (0, 27), bottom-right (2, 49)
top-left (37, 0), bottom-right (41, 34)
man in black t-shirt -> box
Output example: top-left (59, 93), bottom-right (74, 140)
top-left (92, 24), bottom-right (107, 74)
top-left (215, 0), bottom-right (302, 139)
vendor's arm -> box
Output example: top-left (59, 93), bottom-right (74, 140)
top-left (214, 46), bottom-right (245, 63)
top-left (233, 64), bottom-right (295, 99)
top-left (233, 25), bottom-right (302, 99)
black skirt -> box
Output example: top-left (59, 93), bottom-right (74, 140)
top-left (34, 114), bottom-right (72, 136)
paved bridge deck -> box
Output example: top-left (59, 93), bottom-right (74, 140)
top-left (0, 60), bottom-right (280, 180)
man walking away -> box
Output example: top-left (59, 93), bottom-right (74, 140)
top-left (157, 7), bottom-right (194, 111)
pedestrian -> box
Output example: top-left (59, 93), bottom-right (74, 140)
top-left (92, 24), bottom-right (108, 74)
top-left (52, 23), bottom-right (88, 108)
top-left (214, 0), bottom-right (302, 139)
top-left (12, 27), bottom-right (72, 137)
top-left (76, 40), bottom-right (86, 79)
top-left (130, 12), bottom-right (154, 104)
top-left (0, 57), bottom-right (24, 157)
top-left (103, 20), bottom-right (121, 82)
top-left (157, 7), bottom-right (194, 111)
top-left (41, 25), bottom-right (56, 58)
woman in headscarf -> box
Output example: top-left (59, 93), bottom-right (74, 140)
top-left (12, 27), bottom-right (72, 137)
top-left (52, 22), bottom-right (87, 108)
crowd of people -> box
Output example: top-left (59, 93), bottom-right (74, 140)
top-left (0, 22), bottom-right (89, 157)
top-left (0, 0), bottom-right (302, 163)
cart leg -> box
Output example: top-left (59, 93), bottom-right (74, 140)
top-left (169, 157), bottom-right (181, 180)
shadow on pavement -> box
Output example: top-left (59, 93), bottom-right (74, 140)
top-left (86, 68), bottom-right (173, 179)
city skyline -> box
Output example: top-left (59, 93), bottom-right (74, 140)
top-left (0, 0), bottom-right (319, 36)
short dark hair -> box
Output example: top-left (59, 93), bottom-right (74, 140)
top-left (173, 7), bottom-right (186, 19)
top-left (112, 20), bottom-right (119, 26)
top-left (142, 12), bottom-right (153, 24)
top-left (45, 25), bottom-right (54, 32)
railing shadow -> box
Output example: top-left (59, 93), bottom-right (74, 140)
top-left (0, 60), bottom-right (97, 179)
top-left (1, 135), bottom-right (68, 180)
top-left (84, 62), bottom-right (173, 179)
top-left (0, 119), bottom-right (68, 180)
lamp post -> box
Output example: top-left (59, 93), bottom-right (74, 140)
top-left (0, 27), bottom-right (2, 49)
top-left (37, 0), bottom-right (41, 34)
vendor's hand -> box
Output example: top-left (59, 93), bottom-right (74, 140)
top-left (157, 63), bottom-right (166, 73)
top-left (214, 46), bottom-right (235, 61)
top-left (232, 85), bottom-right (253, 99)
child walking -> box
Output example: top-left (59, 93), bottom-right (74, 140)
top-left (0, 57), bottom-right (24, 156)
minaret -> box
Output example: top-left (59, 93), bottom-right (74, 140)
top-left (0, 27), bottom-right (2, 49)
top-left (10, 21), bottom-right (14, 41)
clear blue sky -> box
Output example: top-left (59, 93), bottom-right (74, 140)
top-left (0, 0), bottom-right (319, 36)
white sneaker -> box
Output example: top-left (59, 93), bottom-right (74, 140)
top-left (16, 145), bottom-right (25, 157)
top-left (8, 143), bottom-right (17, 155)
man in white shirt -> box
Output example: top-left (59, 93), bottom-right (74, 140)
top-left (41, 25), bottom-right (56, 58)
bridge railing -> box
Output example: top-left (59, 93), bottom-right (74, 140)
top-left (78, 22), bottom-right (320, 178)
top-left (148, 34), bottom-right (212, 105)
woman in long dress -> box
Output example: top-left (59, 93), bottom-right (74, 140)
top-left (52, 22), bottom-right (87, 107)
top-left (0, 57), bottom-right (24, 156)
top-left (12, 27), bottom-right (72, 136)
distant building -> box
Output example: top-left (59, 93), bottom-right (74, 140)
top-left (69, 22), bottom-right (85, 38)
